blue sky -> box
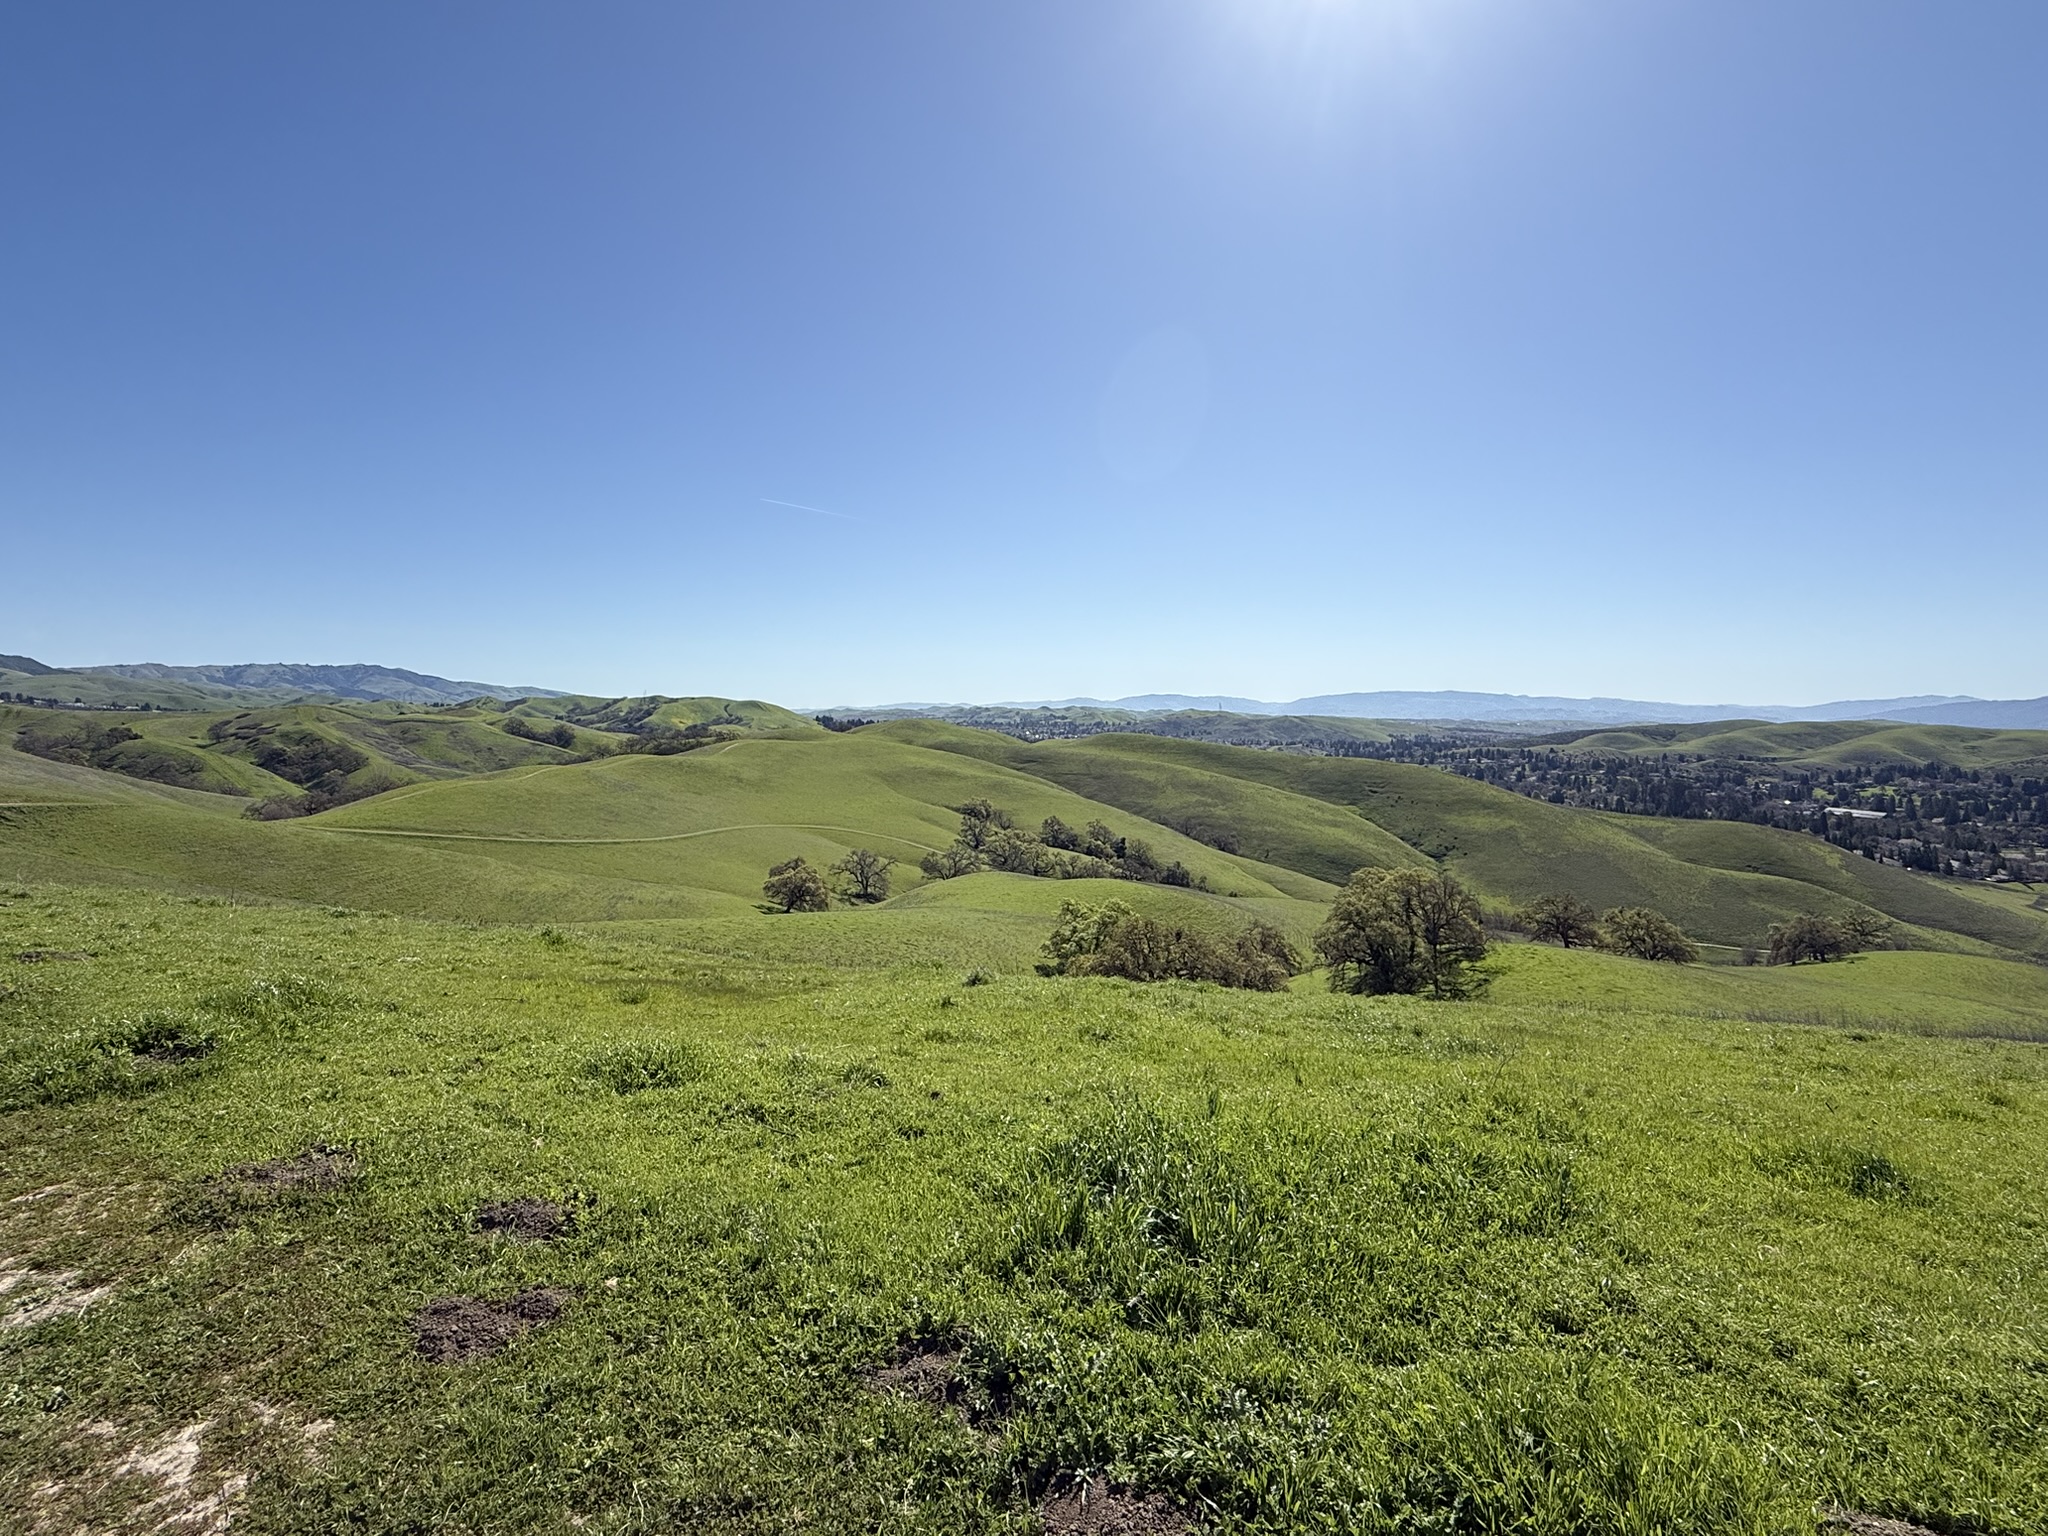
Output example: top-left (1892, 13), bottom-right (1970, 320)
top-left (4, 2), bottom-right (2043, 706)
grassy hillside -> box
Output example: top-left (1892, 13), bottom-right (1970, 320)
top-left (0, 661), bottom-right (253, 710)
top-left (1482, 939), bottom-right (2048, 1041)
top-left (1, 696), bottom-right (822, 811)
top-left (1621, 817), bottom-right (2048, 961)
top-left (11, 709), bottom-right (2046, 959)
top-left (4, 701), bottom-right (584, 804)
top-left (1, 883), bottom-right (2042, 1535)
top-left (1549, 718), bottom-right (2048, 769)
top-left (874, 705), bottom-right (1420, 750)
top-left (516, 694), bottom-right (821, 735)
top-left (875, 720), bottom-right (1430, 886)
top-left (319, 731), bottom-right (1318, 904)
top-left (897, 727), bottom-right (2048, 957)
top-left (0, 728), bottom-right (1324, 924)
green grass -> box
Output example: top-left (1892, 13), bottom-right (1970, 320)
top-left (1, 882), bottom-right (2043, 1534)
top-left (1480, 940), bottom-right (2048, 1041)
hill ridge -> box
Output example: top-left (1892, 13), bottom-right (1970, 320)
top-left (830, 690), bottom-right (2048, 729)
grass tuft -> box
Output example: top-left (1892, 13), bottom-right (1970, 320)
top-left (578, 1038), bottom-right (707, 1093)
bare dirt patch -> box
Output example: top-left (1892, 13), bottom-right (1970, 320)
top-left (863, 1336), bottom-right (1010, 1435)
top-left (410, 1286), bottom-right (570, 1364)
top-left (1037, 1476), bottom-right (1193, 1535)
top-left (32, 1418), bottom-right (249, 1536)
top-left (214, 1144), bottom-right (358, 1195)
top-left (868, 1338), bottom-right (968, 1408)
top-left (476, 1196), bottom-right (575, 1242)
top-left (16, 948), bottom-right (93, 963)
top-left (1824, 1511), bottom-right (1942, 1536)
top-left (132, 1037), bottom-right (214, 1066)
top-left (1, 1259), bottom-right (116, 1329)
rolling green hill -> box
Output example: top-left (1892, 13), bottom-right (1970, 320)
top-left (1546, 718), bottom-right (2048, 769)
top-left (532, 694), bottom-right (820, 735)
top-left (0, 725), bottom-right (1329, 926)
top-left (4, 701), bottom-right (583, 807)
top-left (0, 661), bottom-right (254, 710)
top-left (6, 707), bottom-right (2047, 959)
top-left (890, 726), bottom-right (2048, 960)
top-left (1482, 938), bottom-right (2048, 1041)
top-left (869, 704), bottom-right (1421, 749)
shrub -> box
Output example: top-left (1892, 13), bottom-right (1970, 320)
top-left (1766, 912), bottom-right (1845, 965)
top-left (13, 719), bottom-right (139, 767)
top-left (1602, 907), bottom-right (1698, 963)
top-left (1040, 900), bottom-right (1297, 991)
top-left (955, 799), bottom-right (1013, 850)
top-left (503, 715), bottom-right (578, 748)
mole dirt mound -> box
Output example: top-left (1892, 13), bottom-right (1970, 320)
top-left (410, 1286), bottom-right (570, 1364)
top-left (215, 1145), bottom-right (358, 1194)
top-left (867, 1339), bottom-right (968, 1409)
top-left (863, 1336), bottom-right (1009, 1434)
top-left (1037, 1477), bottom-right (1192, 1535)
top-left (475, 1197), bottom-right (575, 1242)
top-left (1824, 1511), bottom-right (1942, 1536)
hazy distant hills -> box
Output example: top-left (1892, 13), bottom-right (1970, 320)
top-left (90, 662), bottom-right (563, 704)
top-left (1, 656), bottom-right (559, 707)
top-left (985, 690), bottom-right (2048, 730)
top-left (9, 649), bottom-right (2043, 727)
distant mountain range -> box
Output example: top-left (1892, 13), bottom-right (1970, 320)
top-left (0, 656), bottom-right (559, 707)
top-left (841, 690), bottom-right (2048, 730)
top-left (9, 650), bottom-right (2044, 728)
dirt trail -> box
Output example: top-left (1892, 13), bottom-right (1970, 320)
top-left (320, 821), bottom-right (942, 852)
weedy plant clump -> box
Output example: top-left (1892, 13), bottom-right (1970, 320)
top-left (578, 1039), bottom-right (708, 1093)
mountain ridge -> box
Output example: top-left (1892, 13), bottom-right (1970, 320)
top-left (826, 690), bottom-right (2047, 730)
top-left (1, 656), bottom-right (561, 706)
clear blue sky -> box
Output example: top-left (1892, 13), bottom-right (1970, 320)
top-left (5, 2), bottom-right (2043, 705)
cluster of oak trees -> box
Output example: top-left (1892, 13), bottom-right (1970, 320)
top-left (761, 798), bottom-right (1212, 913)
top-left (761, 848), bottom-right (896, 911)
top-left (1516, 892), bottom-right (1698, 963)
top-left (1518, 889), bottom-right (1887, 966)
top-left (918, 801), bottom-right (1206, 888)
top-left (1765, 910), bottom-right (1891, 965)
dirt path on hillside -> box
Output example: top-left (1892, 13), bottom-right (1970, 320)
top-left (317, 821), bottom-right (944, 852)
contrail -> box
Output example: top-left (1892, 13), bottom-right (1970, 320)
top-left (761, 497), bottom-right (860, 521)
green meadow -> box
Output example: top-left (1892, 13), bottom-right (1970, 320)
top-left (2, 705), bottom-right (2045, 1533)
